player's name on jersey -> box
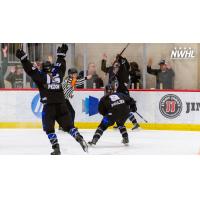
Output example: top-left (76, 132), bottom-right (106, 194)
top-left (111, 99), bottom-right (125, 107)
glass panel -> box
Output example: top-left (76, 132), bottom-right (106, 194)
top-left (0, 43), bottom-right (199, 90)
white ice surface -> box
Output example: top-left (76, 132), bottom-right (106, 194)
top-left (0, 128), bottom-right (200, 155)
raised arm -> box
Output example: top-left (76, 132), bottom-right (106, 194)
top-left (52, 44), bottom-right (68, 78)
top-left (117, 55), bottom-right (130, 84)
top-left (101, 53), bottom-right (111, 73)
top-left (16, 49), bottom-right (49, 85)
top-left (146, 58), bottom-right (159, 76)
top-left (147, 65), bottom-right (159, 76)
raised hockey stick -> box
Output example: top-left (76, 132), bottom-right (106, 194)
top-left (136, 112), bottom-right (148, 123)
top-left (113, 43), bottom-right (130, 64)
top-left (119, 43), bottom-right (130, 56)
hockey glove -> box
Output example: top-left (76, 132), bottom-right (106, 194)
top-left (130, 100), bottom-right (137, 113)
top-left (16, 49), bottom-right (27, 61)
top-left (57, 44), bottom-right (68, 57)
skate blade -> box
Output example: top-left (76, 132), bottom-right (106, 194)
top-left (123, 143), bottom-right (129, 146)
top-left (50, 152), bottom-right (61, 155)
top-left (88, 142), bottom-right (96, 146)
top-left (82, 141), bottom-right (89, 153)
top-left (83, 148), bottom-right (89, 153)
top-left (84, 146), bottom-right (89, 153)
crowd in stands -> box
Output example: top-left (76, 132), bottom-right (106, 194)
top-left (0, 44), bottom-right (175, 90)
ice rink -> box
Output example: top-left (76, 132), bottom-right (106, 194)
top-left (0, 128), bottom-right (200, 155)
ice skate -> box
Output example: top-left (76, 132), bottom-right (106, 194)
top-left (51, 144), bottom-right (61, 155)
top-left (122, 136), bottom-right (129, 145)
top-left (79, 139), bottom-right (88, 152)
top-left (76, 136), bottom-right (88, 152)
top-left (88, 137), bottom-right (98, 146)
top-left (132, 123), bottom-right (140, 130)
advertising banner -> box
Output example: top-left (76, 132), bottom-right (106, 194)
top-left (0, 90), bottom-right (200, 130)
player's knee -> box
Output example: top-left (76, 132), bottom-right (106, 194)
top-left (61, 123), bottom-right (73, 132)
top-left (102, 116), bottom-right (109, 125)
top-left (101, 116), bottom-right (113, 129)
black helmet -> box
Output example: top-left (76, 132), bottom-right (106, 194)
top-left (68, 68), bottom-right (78, 76)
top-left (105, 84), bottom-right (114, 96)
top-left (42, 61), bottom-right (52, 73)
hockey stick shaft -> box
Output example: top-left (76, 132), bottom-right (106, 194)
top-left (136, 112), bottom-right (148, 123)
top-left (113, 43), bottom-right (130, 64)
top-left (119, 43), bottom-right (130, 56)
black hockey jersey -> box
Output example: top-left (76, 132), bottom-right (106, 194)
top-left (20, 56), bottom-right (66, 104)
top-left (98, 92), bottom-right (134, 120)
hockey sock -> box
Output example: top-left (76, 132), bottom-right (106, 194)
top-left (129, 112), bottom-right (137, 124)
top-left (47, 133), bottom-right (59, 149)
top-left (93, 127), bottom-right (104, 140)
top-left (118, 126), bottom-right (128, 138)
top-left (69, 128), bottom-right (83, 141)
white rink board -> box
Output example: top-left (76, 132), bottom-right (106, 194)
top-left (0, 90), bottom-right (200, 124)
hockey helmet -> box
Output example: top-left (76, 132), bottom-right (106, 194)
top-left (105, 84), bottom-right (115, 96)
top-left (42, 61), bottom-right (52, 73)
top-left (68, 68), bottom-right (78, 76)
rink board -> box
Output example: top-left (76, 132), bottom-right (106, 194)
top-left (0, 89), bottom-right (200, 131)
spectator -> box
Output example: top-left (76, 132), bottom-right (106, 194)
top-left (129, 61), bottom-right (141, 89)
top-left (147, 58), bottom-right (175, 89)
top-left (2, 44), bottom-right (8, 76)
top-left (79, 63), bottom-right (104, 88)
top-left (6, 66), bottom-right (24, 88)
top-left (0, 61), bottom-right (4, 88)
top-left (0, 44), bottom-right (8, 88)
top-left (101, 53), bottom-right (130, 88)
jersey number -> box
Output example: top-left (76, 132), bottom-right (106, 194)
top-left (48, 74), bottom-right (61, 90)
top-left (109, 95), bottom-right (120, 102)
top-left (52, 74), bottom-right (61, 83)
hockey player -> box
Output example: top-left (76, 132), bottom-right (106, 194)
top-left (88, 84), bottom-right (137, 146)
top-left (101, 54), bottom-right (139, 130)
top-left (59, 68), bottom-right (92, 129)
top-left (16, 44), bottom-right (88, 155)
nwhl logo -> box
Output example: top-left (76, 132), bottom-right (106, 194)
top-left (159, 94), bottom-right (182, 119)
top-left (170, 47), bottom-right (195, 59)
